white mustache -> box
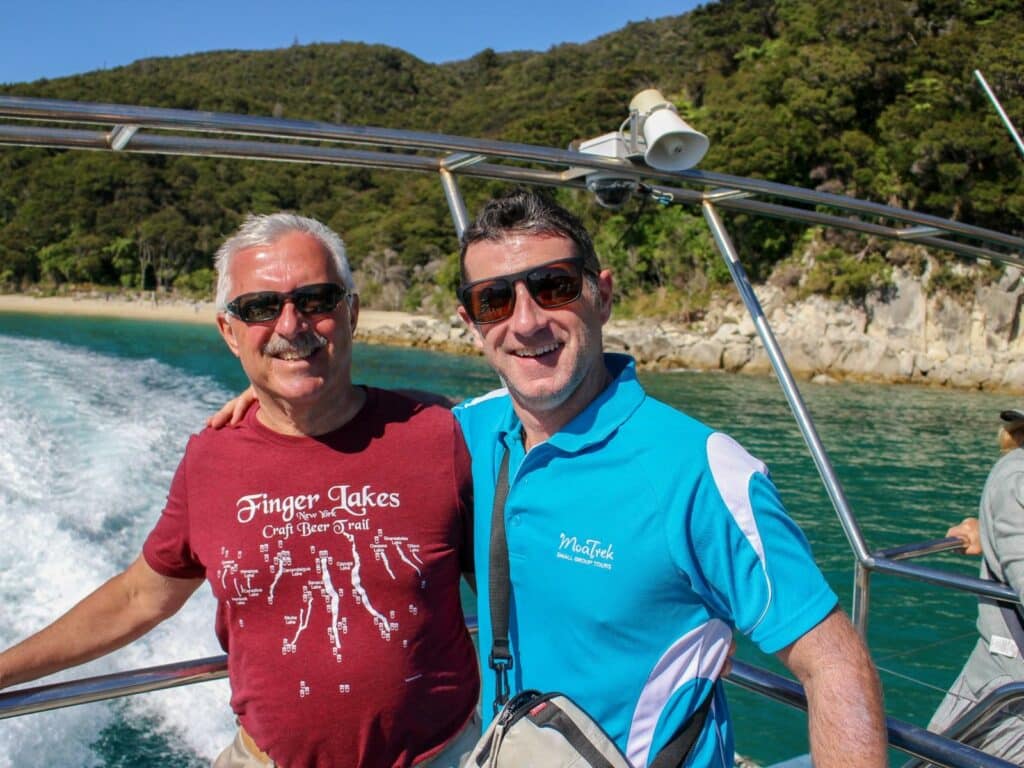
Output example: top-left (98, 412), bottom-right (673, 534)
top-left (263, 331), bottom-right (328, 358)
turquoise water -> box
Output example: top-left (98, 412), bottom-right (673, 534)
top-left (0, 311), bottom-right (1005, 766)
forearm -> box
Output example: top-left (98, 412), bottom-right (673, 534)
top-left (0, 557), bottom-right (200, 689)
top-left (779, 610), bottom-right (887, 767)
top-left (804, 646), bottom-right (887, 766)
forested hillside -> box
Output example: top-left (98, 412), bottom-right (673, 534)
top-left (1, 0), bottom-right (1021, 316)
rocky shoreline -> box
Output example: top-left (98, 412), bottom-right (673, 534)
top-left (3, 271), bottom-right (1022, 395)
top-left (356, 265), bottom-right (1024, 395)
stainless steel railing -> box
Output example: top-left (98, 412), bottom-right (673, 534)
top-left (1, 93), bottom-right (1022, 767)
top-left (0, 655), bottom-right (227, 719)
top-left (0, 652), bottom-right (1017, 768)
top-left (900, 681), bottom-right (1024, 768)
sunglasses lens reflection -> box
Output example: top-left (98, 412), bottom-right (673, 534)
top-left (230, 284), bottom-right (344, 323)
top-left (529, 267), bottom-right (581, 307)
top-left (463, 261), bottom-right (584, 324)
top-left (471, 282), bottom-right (514, 324)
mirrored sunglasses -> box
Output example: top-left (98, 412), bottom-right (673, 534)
top-left (459, 256), bottom-right (592, 324)
top-left (226, 282), bottom-right (348, 323)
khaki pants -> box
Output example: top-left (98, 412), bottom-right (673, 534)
top-left (212, 727), bottom-right (275, 768)
top-left (212, 712), bottom-right (480, 768)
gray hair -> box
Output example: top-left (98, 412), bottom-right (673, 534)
top-left (214, 212), bottom-right (355, 310)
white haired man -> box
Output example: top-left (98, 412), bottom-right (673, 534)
top-left (0, 213), bottom-right (479, 768)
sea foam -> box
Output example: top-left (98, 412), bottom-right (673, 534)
top-left (0, 334), bottom-right (233, 766)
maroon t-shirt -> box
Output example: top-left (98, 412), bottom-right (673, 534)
top-left (143, 388), bottom-right (478, 768)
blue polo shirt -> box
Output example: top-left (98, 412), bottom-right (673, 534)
top-left (454, 354), bottom-right (836, 767)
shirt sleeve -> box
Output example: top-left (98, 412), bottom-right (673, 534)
top-left (986, 458), bottom-right (1024, 600)
top-left (142, 444), bottom-right (206, 579)
top-left (688, 432), bottom-right (838, 654)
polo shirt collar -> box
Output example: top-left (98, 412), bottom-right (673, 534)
top-left (497, 353), bottom-right (644, 456)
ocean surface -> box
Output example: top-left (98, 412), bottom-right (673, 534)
top-left (0, 311), bottom-right (1007, 767)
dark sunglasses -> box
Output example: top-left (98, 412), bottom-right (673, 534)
top-left (226, 282), bottom-right (349, 323)
top-left (459, 256), bottom-right (594, 324)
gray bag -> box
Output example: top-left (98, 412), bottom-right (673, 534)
top-left (466, 689), bottom-right (632, 768)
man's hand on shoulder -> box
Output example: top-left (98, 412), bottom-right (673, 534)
top-left (395, 389), bottom-right (456, 409)
top-left (207, 386), bottom-right (257, 428)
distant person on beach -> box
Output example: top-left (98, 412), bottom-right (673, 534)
top-left (0, 213), bottom-right (479, 768)
top-left (212, 191), bottom-right (887, 766)
top-left (930, 408), bottom-right (1024, 762)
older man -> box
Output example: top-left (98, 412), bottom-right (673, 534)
top-left (0, 213), bottom-right (479, 768)
top-left (452, 190), bottom-right (887, 767)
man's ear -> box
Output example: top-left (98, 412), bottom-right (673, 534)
top-left (456, 305), bottom-right (485, 351)
top-left (216, 313), bottom-right (241, 358)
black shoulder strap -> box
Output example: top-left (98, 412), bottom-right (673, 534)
top-left (649, 689), bottom-right (713, 768)
top-left (487, 449), bottom-right (513, 714)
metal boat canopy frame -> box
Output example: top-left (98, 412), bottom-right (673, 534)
top-left (0, 95), bottom-right (1022, 768)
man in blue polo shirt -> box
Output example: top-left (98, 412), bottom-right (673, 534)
top-left (453, 189), bottom-right (885, 767)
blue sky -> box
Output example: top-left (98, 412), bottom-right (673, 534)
top-left (2, 1), bottom-right (707, 85)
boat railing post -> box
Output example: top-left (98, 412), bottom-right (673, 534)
top-left (700, 200), bottom-right (873, 567)
top-left (853, 560), bottom-right (871, 636)
top-left (974, 69), bottom-right (1024, 160)
top-left (438, 159), bottom-right (471, 239)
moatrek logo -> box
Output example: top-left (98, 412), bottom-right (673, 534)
top-left (556, 532), bottom-right (614, 571)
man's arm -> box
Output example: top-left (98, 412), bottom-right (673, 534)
top-left (775, 608), bottom-right (887, 767)
top-left (0, 556), bottom-right (203, 689)
top-left (988, 468), bottom-right (1024, 597)
top-left (206, 386), bottom-right (453, 428)
top-left (207, 386), bottom-right (257, 428)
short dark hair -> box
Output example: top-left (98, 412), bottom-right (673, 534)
top-left (458, 190), bottom-right (600, 282)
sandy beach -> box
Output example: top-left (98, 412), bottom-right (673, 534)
top-left (0, 293), bottom-right (424, 332)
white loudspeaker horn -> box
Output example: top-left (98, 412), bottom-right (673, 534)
top-left (629, 89), bottom-right (709, 172)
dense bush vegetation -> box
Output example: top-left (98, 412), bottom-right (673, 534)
top-left (1, 0), bottom-right (1021, 316)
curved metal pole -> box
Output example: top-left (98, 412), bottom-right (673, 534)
top-left (900, 681), bottom-right (1024, 768)
top-left (871, 557), bottom-right (1020, 602)
top-left (975, 70), bottom-right (1024, 160)
top-left (701, 200), bottom-right (872, 568)
top-left (853, 560), bottom-right (871, 634)
top-left (0, 656), bottom-right (227, 720)
top-left (1, 652), bottom-right (1013, 768)
top-left (877, 537), bottom-right (970, 561)
top-left (438, 166), bottom-right (469, 239)
top-left (2, 95), bottom-right (1023, 256)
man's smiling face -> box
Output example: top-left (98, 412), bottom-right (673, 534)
top-left (458, 233), bottom-right (612, 426)
top-left (217, 230), bottom-right (357, 412)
